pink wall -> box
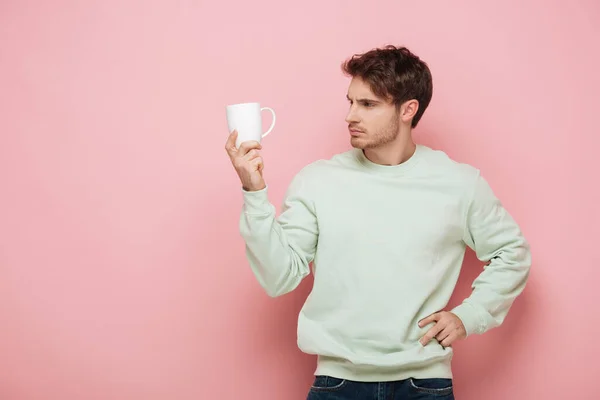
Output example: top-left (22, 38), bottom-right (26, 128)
top-left (1, 1), bottom-right (598, 399)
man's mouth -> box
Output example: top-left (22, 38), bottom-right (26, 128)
top-left (349, 127), bottom-right (364, 135)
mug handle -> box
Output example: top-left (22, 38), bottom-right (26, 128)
top-left (260, 107), bottom-right (276, 138)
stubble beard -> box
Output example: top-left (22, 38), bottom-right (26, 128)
top-left (351, 115), bottom-right (400, 150)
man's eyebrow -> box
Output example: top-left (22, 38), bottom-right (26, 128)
top-left (346, 95), bottom-right (380, 103)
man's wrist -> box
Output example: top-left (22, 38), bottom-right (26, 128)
top-left (242, 182), bottom-right (266, 192)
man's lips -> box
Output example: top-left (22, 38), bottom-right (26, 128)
top-left (349, 127), bottom-right (364, 136)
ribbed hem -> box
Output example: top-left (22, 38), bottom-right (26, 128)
top-left (451, 302), bottom-right (485, 336)
top-left (314, 355), bottom-right (453, 382)
top-left (241, 186), bottom-right (271, 214)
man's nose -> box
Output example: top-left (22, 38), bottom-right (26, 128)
top-left (345, 107), bottom-right (360, 124)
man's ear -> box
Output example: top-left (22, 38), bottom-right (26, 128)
top-left (400, 99), bottom-right (419, 124)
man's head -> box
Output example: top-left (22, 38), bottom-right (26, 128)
top-left (342, 45), bottom-right (433, 150)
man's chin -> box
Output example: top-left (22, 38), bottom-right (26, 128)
top-left (350, 136), bottom-right (367, 149)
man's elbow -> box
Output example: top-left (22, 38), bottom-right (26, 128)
top-left (263, 283), bottom-right (296, 298)
top-left (261, 272), bottom-right (306, 298)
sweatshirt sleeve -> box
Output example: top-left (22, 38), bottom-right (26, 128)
top-left (451, 172), bottom-right (532, 336)
top-left (238, 170), bottom-right (318, 297)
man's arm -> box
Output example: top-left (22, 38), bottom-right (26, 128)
top-left (451, 172), bottom-right (532, 336)
top-left (239, 170), bottom-right (318, 297)
top-left (224, 130), bottom-right (318, 298)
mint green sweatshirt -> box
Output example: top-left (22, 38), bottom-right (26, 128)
top-left (238, 144), bottom-right (531, 381)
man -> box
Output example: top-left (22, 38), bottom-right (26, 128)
top-left (224, 45), bottom-right (531, 400)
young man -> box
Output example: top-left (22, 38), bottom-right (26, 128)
top-left (224, 45), bottom-right (531, 400)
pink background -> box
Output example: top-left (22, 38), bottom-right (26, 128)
top-left (1, 1), bottom-right (599, 399)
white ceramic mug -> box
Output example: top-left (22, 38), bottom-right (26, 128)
top-left (226, 102), bottom-right (276, 148)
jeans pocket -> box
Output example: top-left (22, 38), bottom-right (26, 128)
top-left (310, 375), bottom-right (347, 392)
top-left (409, 378), bottom-right (453, 396)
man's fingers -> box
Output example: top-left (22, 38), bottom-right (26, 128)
top-left (418, 312), bottom-right (441, 328)
top-left (225, 130), bottom-right (238, 156)
top-left (252, 157), bottom-right (264, 169)
top-left (436, 326), bottom-right (452, 343)
top-left (418, 311), bottom-right (466, 348)
top-left (440, 332), bottom-right (458, 348)
top-left (243, 149), bottom-right (261, 161)
top-left (237, 140), bottom-right (262, 156)
top-left (420, 321), bottom-right (445, 346)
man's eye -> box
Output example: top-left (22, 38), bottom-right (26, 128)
top-left (363, 102), bottom-right (373, 107)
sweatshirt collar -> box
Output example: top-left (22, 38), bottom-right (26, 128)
top-left (354, 144), bottom-right (424, 175)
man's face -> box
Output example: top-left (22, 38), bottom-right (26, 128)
top-left (345, 77), bottom-right (400, 150)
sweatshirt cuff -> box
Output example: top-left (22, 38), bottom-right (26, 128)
top-left (451, 302), bottom-right (485, 337)
top-left (241, 186), bottom-right (272, 214)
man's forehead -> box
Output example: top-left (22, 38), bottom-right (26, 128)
top-left (347, 77), bottom-right (370, 93)
top-left (348, 90), bottom-right (386, 104)
top-left (347, 77), bottom-right (385, 100)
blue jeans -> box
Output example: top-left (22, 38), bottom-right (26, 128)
top-left (307, 375), bottom-right (454, 400)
